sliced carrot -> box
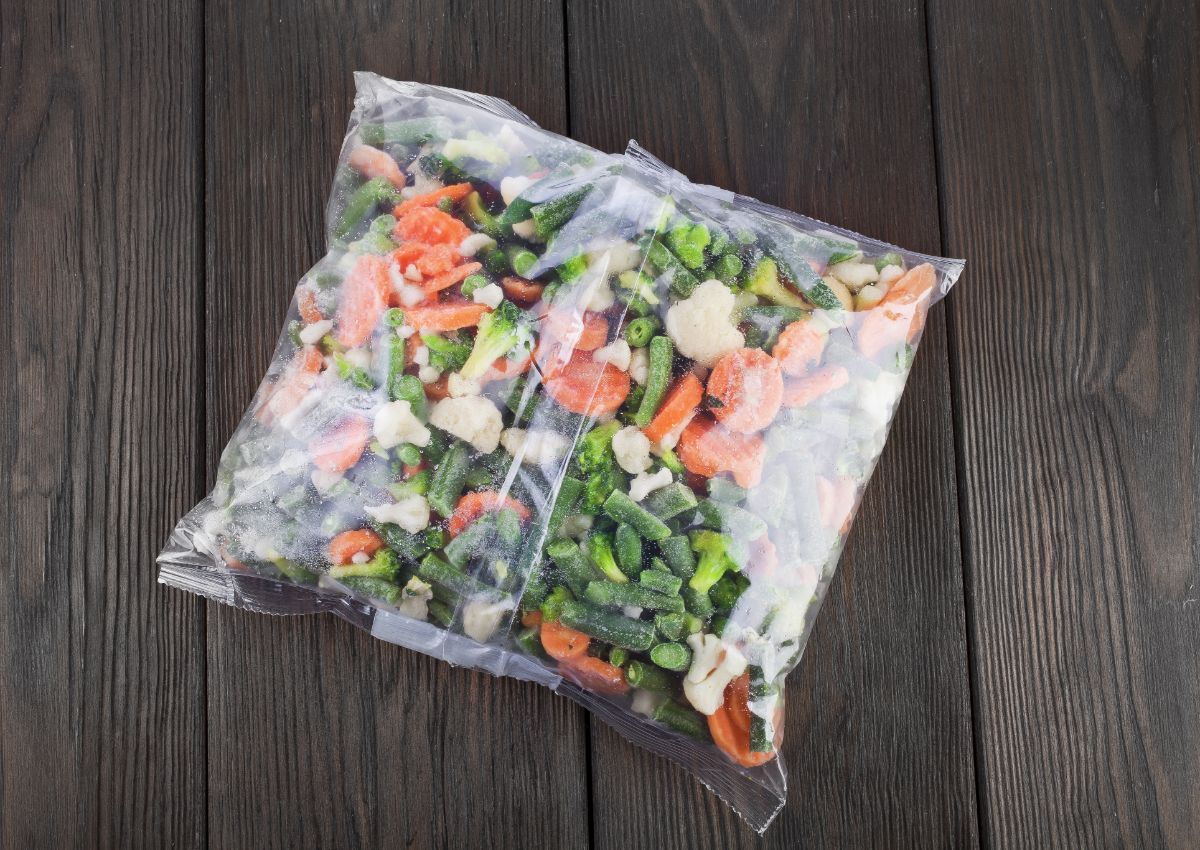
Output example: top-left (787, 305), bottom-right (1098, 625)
top-left (521, 610), bottom-right (543, 629)
top-left (424, 374), bottom-right (451, 401)
top-left (676, 415), bottom-right (766, 488)
top-left (389, 242), bottom-right (429, 269)
top-left (706, 348), bottom-right (784, 434)
top-left (393, 182), bottom-right (473, 217)
top-left (773, 318), bottom-right (828, 377)
top-left (348, 145), bottom-right (406, 188)
top-left (393, 206), bottom-right (471, 246)
top-left (708, 673), bottom-right (776, 768)
top-left (543, 352), bottom-right (631, 416)
top-left (540, 620), bottom-right (590, 661)
top-left (856, 263), bottom-right (936, 358)
top-left (422, 262), bottom-right (482, 294)
top-left (328, 528), bottom-right (384, 566)
top-left (404, 301), bottom-right (491, 331)
top-left (447, 490), bottom-right (532, 536)
top-left (501, 276), bottom-right (545, 307)
top-left (781, 365), bottom-right (850, 408)
top-left (414, 244), bottom-right (461, 277)
top-left (886, 262), bottom-right (937, 305)
top-left (642, 373), bottom-right (704, 445)
top-left (308, 415), bottom-right (371, 473)
top-left (258, 345), bottom-right (324, 422)
top-left (542, 310), bottom-right (609, 352)
top-left (335, 255), bottom-right (391, 347)
top-left (560, 655), bottom-right (629, 696)
top-left (297, 288), bottom-right (323, 324)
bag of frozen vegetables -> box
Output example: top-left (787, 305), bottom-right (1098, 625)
top-left (159, 72), bottom-right (964, 832)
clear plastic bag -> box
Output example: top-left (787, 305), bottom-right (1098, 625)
top-left (159, 72), bottom-right (964, 832)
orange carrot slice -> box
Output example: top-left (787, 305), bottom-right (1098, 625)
top-left (392, 206), bottom-right (471, 246)
top-left (706, 348), bottom-right (783, 434)
top-left (676, 415), bottom-right (766, 488)
top-left (404, 301), bottom-right (491, 331)
top-left (781, 365), bottom-right (850, 408)
top-left (642, 373), bottom-right (704, 445)
top-left (393, 182), bottom-right (473, 217)
top-left (856, 263), bottom-right (937, 358)
top-left (543, 352), bottom-right (631, 416)
top-left (348, 145), bottom-right (406, 188)
top-left (540, 621), bottom-right (591, 661)
top-left (308, 416), bottom-right (371, 473)
top-left (258, 345), bottom-right (324, 422)
top-left (297, 288), bottom-right (323, 324)
top-left (541, 310), bottom-right (609, 352)
top-left (560, 656), bottom-right (629, 695)
top-left (707, 673), bottom-right (776, 768)
top-left (447, 490), bottom-right (532, 535)
top-left (422, 262), bottom-right (482, 294)
top-left (414, 244), bottom-right (461, 277)
top-left (773, 318), bottom-right (828, 377)
top-left (328, 528), bottom-right (384, 566)
top-left (335, 255), bottom-right (391, 348)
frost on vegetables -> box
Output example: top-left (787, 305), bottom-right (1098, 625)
top-left (158, 76), bottom-right (963, 833)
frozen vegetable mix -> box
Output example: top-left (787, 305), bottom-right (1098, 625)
top-left (159, 73), bottom-right (963, 832)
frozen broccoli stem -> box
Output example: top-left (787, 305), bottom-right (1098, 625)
top-left (329, 548), bottom-right (401, 582)
top-left (745, 257), bottom-right (808, 309)
top-left (460, 301), bottom-right (525, 379)
top-left (688, 529), bottom-right (742, 594)
top-left (558, 599), bottom-right (656, 651)
top-left (603, 491), bottom-right (671, 542)
top-left (587, 532), bottom-right (627, 584)
top-left (423, 333), bottom-right (472, 373)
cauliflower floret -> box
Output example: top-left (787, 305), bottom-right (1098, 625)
top-left (628, 346), bottom-right (649, 385)
top-left (351, 551), bottom-right (370, 565)
top-left (878, 263), bottom-right (906, 288)
top-left (298, 319), bottom-right (332, 345)
top-left (448, 372), bottom-right (482, 398)
top-left (682, 634), bottom-right (748, 715)
top-left (373, 400), bottom-right (431, 449)
top-left (511, 219), bottom-right (537, 240)
top-left (343, 347), bottom-right (371, 369)
top-left (364, 495), bottom-right (431, 534)
top-left (399, 282), bottom-right (426, 306)
top-left (462, 597), bottom-right (511, 643)
top-left (429, 395), bottom-right (504, 453)
top-left (418, 365), bottom-right (441, 384)
top-left (665, 279), bottom-right (745, 367)
top-left (593, 339), bottom-right (631, 371)
top-left (857, 371), bottom-right (906, 429)
top-left (579, 273), bottom-right (616, 312)
top-left (586, 241), bottom-right (642, 276)
top-left (412, 345), bottom-right (430, 367)
top-left (472, 283), bottom-right (504, 309)
top-left (459, 232), bottom-right (496, 257)
top-left (828, 260), bottom-right (880, 291)
top-left (612, 426), bottom-right (652, 474)
top-left (500, 427), bottom-right (571, 466)
top-left (629, 467), bottom-right (673, 502)
top-left (396, 577), bottom-right (434, 620)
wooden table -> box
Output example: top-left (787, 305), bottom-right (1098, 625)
top-left (3, 1), bottom-right (1197, 847)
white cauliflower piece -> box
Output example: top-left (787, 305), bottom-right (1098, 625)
top-left (665, 279), bottom-right (745, 367)
top-left (586, 241), bottom-right (642, 276)
top-left (582, 276), bottom-right (616, 312)
top-left (501, 428), bottom-right (571, 466)
top-left (828, 260), bottom-right (880, 291)
top-left (429, 395), bottom-right (504, 453)
top-left (472, 283), bottom-right (504, 309)
top-left (448, 373), bottom-right (482, 398)
top-left (682, 634), bottom-right (748, 715)
top-left (500, 175), bottom-right (534, 206)
top-left (459, 232), bottom-right (496, 257)
top-left (399, 282), bottom-right (426, 306)
top-left (343, 347), bottom-right (371, 369)
top-left (628, 346), bottom-right (649, 385)
top-left (462, 597), bottom-right (511, 643)
top-left (351, 551), bottom-right (370, 565)
top-left (593, 339), bottom-right (631, 371)
top-left (396, 577), bottom-right (434, 621)
top-left (412, 345), bottom-right (430, 367)
top-left (511, 219), bottom-right (537, 240)
top-left (878, 263), bottom-right (906, 288)
top-left (364, 496), bottom-right (431, 534)
top-left (612, 426), bottom-right (652, 474)
top-left (629, 467), bottom-right (673, 502)
top-left (373, 400), bottom-right (431, 449)
top-left (418, 365), bottom-right (442, 384)
top-left (298, 319), bottom-right (332, 345)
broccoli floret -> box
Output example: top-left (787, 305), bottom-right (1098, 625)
top-left (581, 464), bottom-right (622, 515)
top-left (541, 585), bottom-right (574, 622)
top-left (576, 421), bottom-right (621, 473)
top-left (459, 300), bottom-right (529, 379)
top-left (329, 548), bottom-right (401, 582)
top-left (665, 222), bottom-right (711, 270)
top-left (688, 529), bottom-right (741, 594)
top-left (746, 257), bottom-right (808, 309)
top-left (587, 532), bottom-right (628, 583)
top-left (422, 332), bottom-right (472, 373)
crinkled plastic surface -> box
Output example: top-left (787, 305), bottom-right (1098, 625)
top-left (158, 72), bottom-right (964, 833)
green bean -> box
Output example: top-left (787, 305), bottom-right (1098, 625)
top-left (653, 701), bottom-right (711, 741)
top-left (633, 336), bottom-right (673, 427)
top-left (427, 441), bottom-right (470, 518)
top-left (623, 317), bottom-right (661, 348)
top-left (584, 581), bottom-right (685, 614)
top-left (649, 642), bottom-right (691, 672)
top-left (558, 599), bottom-right (656, 651)
top-left (602, 491), bottom-right (671, 541)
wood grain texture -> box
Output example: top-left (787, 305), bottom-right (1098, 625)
top-left (0, 0), bottom-right (206, 847)
top-left (202, 2), bottom-right (590, 848)
top-left (568, 0), bottom-right (979, 846)
top-left (929, 0), bottom-right (1200, 846)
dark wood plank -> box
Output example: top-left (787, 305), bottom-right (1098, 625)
top-left (928, 1), bottom-right (1200, 846)
top-left (0, 0), bottom-right (206, 847)
top-left (567, 1), bottom-right (979, 845)
top-left (202, 3), bottom-right (590, 848)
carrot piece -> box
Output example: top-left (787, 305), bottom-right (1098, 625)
top-left (422, 262), bottom-right (482, 294)
top-left (335, 255), bottom-right (392, 347)
top-left (540, 620), bottom-right (591, 661)
top-left (424, 374), bottom-right (451, 401)
top-left (393, 182), bottom-right (473, 217)
top-left (448, 490), bottom-right (532, 537)
top-left (542, 310), bottom-right (609, 352)
top-left (521, 610), bottom-right (543, 629)
top-left (676, 415), bottom-right (766, 488)
top-left (501, 276), bottom-right (545, 307)
top-left (856, 263), bottom-right (937, 358)
top-left (328, 528), bottom-right (384, 566)
top-left (483, 352), bottom-right (533, 383)
top-left (392, 206), bottom-right (471, 246)
top-left (781, 365), bottom-right (850, 408)
top-left (543, 352), bottom-right (631, 416)
top-left (258, 345), bottom-right (324, 422)
top-left (707, 673), bottom-right (776, 768)
top-left (404, 301), bottom-right (491, 331)
top-left (560, 656), bottom-right (629, 696)
top-left (642, 373), bottom-right (704, 445)
top-left (389, 242), bottom-right (429, 269)
top-left (348, 145), bottom-right (406, 188)
top-left (886, 262), bottom-right (937, 305)
top-left (706, 348), bottom-right (784, 434)
top-left (773, 318), bottom-right (828, 377)
top-left (297, 288), bottom-right (323, 324)
top-left (414, 244), bottom-right (461, 277)
top-left (308, 416), bottom-right (371, 473)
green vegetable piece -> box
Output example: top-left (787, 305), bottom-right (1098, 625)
top-left (695, 499), bottom-right (768, 541)
top-left (658, 535), bottom-right (696, 579)
top-left (547, 539), bottom-right (601, 598)
top-left (516, 626), bottom-right (547, 659)
top-left (391, 372), bottom-right (427, 418)
top-left (460, 300), bottom-right (526, 379)
top-left (388, 470), bottom-right (430, 499)
top-left (712, 253), bottom-right (744, 285)
top-left (384, 308), bottom-right (406, 327)
top-left (540, 585), bottom-right (574, 622)
top-left (428, 600), bottom-right (455, 628)
top-left (688, 529), bottom-right (741, 594)
top-left (603, 491), bottom-right (671, 541)
top-left (707, 478), bottom-right (748, 504)
top-left (505, 244), bottom-right (538, 277)
top-left (645, 238), bottom-right (700, 297)
top-left (649, 642), bottom-right (691, 672)
top-left (641, 481), bottom-right (699, 522)
top-left (371, 521), bottom-right (431, 562)
top-left (335, 176), bottom-right (401, 240)
top-left (461, 273), bottom-right (489, 298)
top-left (576, 421), bottom-right (621, 472)
top-left (608, 647), bottom-right (629, 668)
top-left (495, 507), bottom-right (522, 546)
top-left (584, 581), bottom-right (685, 613)
top-left (626, 660), bottom-right (675, 692)
top-left (484, 248), bottom-right (509, 276)
top-left (531, 186), bottom-right (592, 241)
top-left (681, 613), bottom-right (704, 635)
top-left (340, 576), bottom-right (401, 605)
top-left (359, 117), bottom-right (447, 146)
top-left (558, 599), bottom-right (656, 651)
top-left (616, 269), bottom-right (660, 305)
top-left (709, 572), bottom-right (748, 614)
top-left (659, 449), bottom-right (684, 475)
top-left (556, 254), bottom-right (587, 284)
top-left (746, 257), bottom-right (808, 309)
top-left (273, 557), bottom-right (317, 585)
top-left (546, 477), bottom-right (585, 540)
top-left (443, 514), bottom-right (496, 568)
top-left (428, 441), bottom-right (470, 518)
top-left (586, 532), bottom-right (627, 584)
top-left (418, 552), bottom-right (494, 598)
top-left (394, 442), bottom-right (422, 466)
top-left (653, 612), bottom-right (687, 642)
top-left (463, 191), bottom-right (502, 238)
top-left (875, 251), bottom-right (905, 271)
top-left (422, 332), bottom-right (473, 374)
top-left (333, 351), bottom-right (375, 390)
top-left (653, 701), bottom-right (712, 741)
top-left (614, 523), bottom-right (644, 578)
top-left (633, 335), bottom-right (673, 427)
top-left (665, 222), bottom-right (710, 270)
top-left (329, 549), bottom-right (401, 582)
top-left (623, 316), bottom-right (661, 348)
top-left (640, 569), bottom-right (682, 597)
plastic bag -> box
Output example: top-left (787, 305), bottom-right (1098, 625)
top-left (159, 72), bottom-right (964, 832)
